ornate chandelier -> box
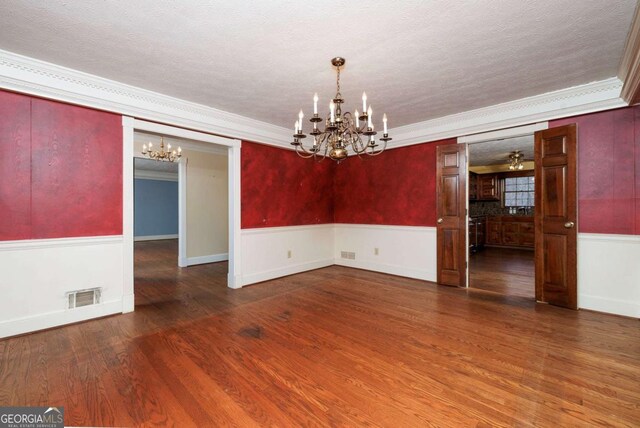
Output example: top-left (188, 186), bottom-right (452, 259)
top-left (291, 57), bottom-right (391, 162)
top-left (142, 137), bottom-right (182, 163)
top-left (508, 151), bottom-right (524, 170)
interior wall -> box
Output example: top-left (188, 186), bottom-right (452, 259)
top-left (333, 139), bottom-right (457, 225)
top-left (551, 106), bottom-right (640, 235)
top-left (0, 90), bottom-right (124, 338)
top-left (186, 150), bottom-right (229, 259)
top-left (0, 90), bottom-right (123, 240)
top-left (134, 178), bottom-right (178, 238)
top-left (241, 141), bottom-right (334, 228)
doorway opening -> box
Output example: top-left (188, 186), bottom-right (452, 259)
top-left (467, 135), bottom-right (536, 299)
top-left (121, 117), bottom-right (242, 314)
top-left (132, 131), bottom-right (230, 309)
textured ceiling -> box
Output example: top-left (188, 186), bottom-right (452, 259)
top-left (0, 1), bottom-right (636, 130)
top-left (469, 135), bottom-right (534, 166)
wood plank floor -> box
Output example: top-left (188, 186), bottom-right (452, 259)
top-left (0, 240), bottom-right (639, 426)
top-left (470, 247), bottom-right (535, 298)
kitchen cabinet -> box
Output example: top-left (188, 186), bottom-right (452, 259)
top-left (485, 216), bottom-right (534, 248)
top-left (469, 173), bottom-right (500, 201)
top-left (469, 172), bottom-right (478, 200)
top-left (478, 174), bottom-right (500, 200)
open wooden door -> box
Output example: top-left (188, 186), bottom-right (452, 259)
top-left (534, 124), bottom-right (577, 309)
top-left (436, 144), bottom-right (467, 287)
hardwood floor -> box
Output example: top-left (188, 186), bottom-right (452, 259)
top-left (1, 240), bottom-right (639, 426)
top-left (470, 246), bottom-right (535, 298)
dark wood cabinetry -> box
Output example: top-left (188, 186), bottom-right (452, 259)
top-left (469, 172), bottom-right (478, 200)
top-left (469, 173), bottom-right (500, 201)
top-left (485, 216), bottom-right (534, 248)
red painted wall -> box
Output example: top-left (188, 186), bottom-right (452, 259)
top-left (0, 91), bottom-right (32, 240)
top-left (0, 90), bottom-right (123, 240)
top-left (241, 141), bottom-right (335, 228)
top-left (333, 139), bottom-right (456, 226)
top-left (551, 106), bottom-right (640, 235)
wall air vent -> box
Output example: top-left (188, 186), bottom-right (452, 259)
top-left (67, 288), bottom-right (101, 309)
top-left (340, 251), bottom-right (356, 260)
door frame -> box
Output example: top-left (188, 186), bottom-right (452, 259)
top-left (122, 117), bottom-right (243, 313)
top-left (458, 122), bottom-right (549, 292)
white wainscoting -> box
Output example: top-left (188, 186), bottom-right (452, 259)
top-left (240, 224), bottom-right (334, 286)
top-left (0, 236), bottom-right (125, 338)
top-left (334, 224), bottom-right (437, 282)
top-left (577, 233), bottom-right (640, 318)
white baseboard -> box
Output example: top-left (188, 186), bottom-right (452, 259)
top-left (579, 295), bottom-right (639, 318)
top-left (334, 258), bottom-right (436, 282)
top-left (122, 293), bottom-right (135, 313)
top-left (134, 234), bottom-right (178, 242)
top-left (0, 299), bottom-right (123, 339)
top-left (186, 253), bottom-right (228, 266)
top-left (242, 258), bottom-right (334, 286)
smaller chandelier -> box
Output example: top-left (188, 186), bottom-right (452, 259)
top-left (142, 137), bottom-right (182, 162)
top-left (291, 57), bottom-right (391, 162)
top-left (508, 151), bottom-right (524, 170)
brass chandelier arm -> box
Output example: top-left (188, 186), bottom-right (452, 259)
top-left (291, 57), bottom-right (391, 162)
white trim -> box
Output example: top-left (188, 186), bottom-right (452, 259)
top-left (332, 223), bottom-right (437, 234)
top-left (242, 259), bottom-right (334, 286)
top-left (178, 158), bottom-right (188, 268)
top-left (134, 234), bottom-right (178, 242)
top-left (128, 119), bottom-right (242, 289)
top-left (458, 122), bottom-right (548, 144)
top-left (334, 258), bottom-right (435, 282)
top-left (0, 299), bottom-right (123, 339)
top-left (0, 49), bottom-right (292, 148)
top-left (122, 116), bottom-right (135, 313)
top-left (579, 295), bottom-right (639, 319)
top-left (241, 223), bottom-right (336, 235)
top-left (186, 253), bottom-right (229, 266)
top-left (0, 49), bottom-right (629, 155)
top-left (578, 232), bottom-right (640, 243)
top-left (228, 144), bottom-right (242, 288)
top-left (134, 169), bottom-right (178, 182)
top-left (0, 235), bottom-right (123, 251)
top-left (389, 78), bottom-right (625, 148)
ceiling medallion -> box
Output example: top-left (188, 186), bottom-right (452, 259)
top-left (508, 151), bottom-right (525, 170)
top-left (291, 57), bottom-right (391, 162)
top-left (142, 137), bottom-right (182, 162)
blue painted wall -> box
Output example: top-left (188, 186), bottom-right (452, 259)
top-left (134, 178), bottom-right (178, 237)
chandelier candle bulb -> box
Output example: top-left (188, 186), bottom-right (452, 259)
top-left (289, 57), bottom-right (390, 162)
top-left (383, 114), bottom-right (388, 134)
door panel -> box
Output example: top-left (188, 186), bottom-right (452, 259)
top-left (535, 125), bottom-right (577, 309)
top-left (437, 144), bottom-right (467, 287)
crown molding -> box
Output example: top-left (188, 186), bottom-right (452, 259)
top-left (619, 2), bottom-right (640, 104)
top-left (0, 49), bottom-right (628, 153)
top-left (0, 49), bottom-right (292, 148)
top-left (387, 78), bottom-right (626, 148)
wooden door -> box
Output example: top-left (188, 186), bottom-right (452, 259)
top-left (534, 124), bottom-right (577, 309)
top-left (436, 144), bottom-right (467, 287)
